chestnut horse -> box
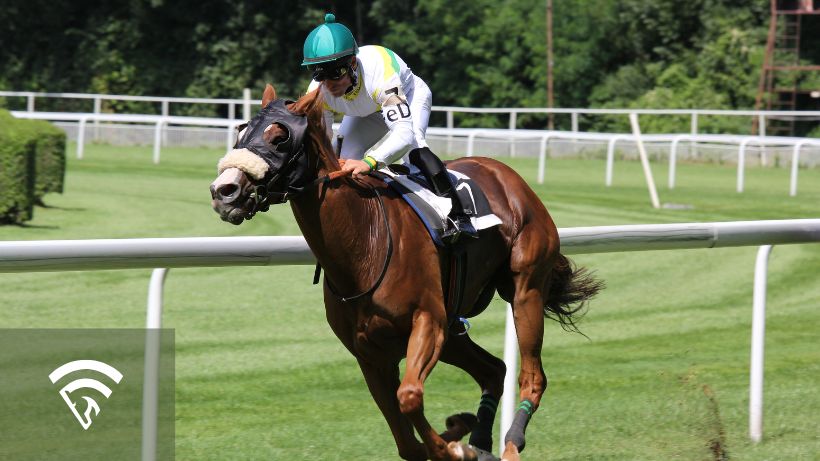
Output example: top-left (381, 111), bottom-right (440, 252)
top-left (210, 85), bottom-right (601, 461)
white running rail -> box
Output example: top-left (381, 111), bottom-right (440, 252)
top-left (1, 220), bottom-right (819, 458)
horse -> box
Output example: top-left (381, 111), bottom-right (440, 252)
top-left (210, 84), bottom-right (602, 461)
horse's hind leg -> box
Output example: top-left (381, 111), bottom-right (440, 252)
top-left (498, 225), bottom-right (558, 453)
top-left (440, 332), bottom-right (506, 452)
top-left (356, 358), bottom-right (428, 461)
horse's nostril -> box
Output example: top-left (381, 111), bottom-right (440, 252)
top-left (218, 183), bottom-right (239, 199)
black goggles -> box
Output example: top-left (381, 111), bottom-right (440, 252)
top-left (310, 64), bottom-right (349, 82)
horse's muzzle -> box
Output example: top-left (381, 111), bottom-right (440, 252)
top-left (210, 168), bottom-right (254, 225)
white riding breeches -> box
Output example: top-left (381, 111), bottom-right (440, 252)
top-left (339, 75), bottom-right (432, 163)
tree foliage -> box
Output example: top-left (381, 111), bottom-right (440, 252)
top-left (3, 0), bottom-right (802, 132)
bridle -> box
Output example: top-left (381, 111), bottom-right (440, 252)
top-left (234, 101), bottom-right (393, 301)
top-left (232, 99), bottom-right (313, 217)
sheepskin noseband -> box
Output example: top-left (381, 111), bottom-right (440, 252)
top-left (218, 148), bottom-right (269, 180)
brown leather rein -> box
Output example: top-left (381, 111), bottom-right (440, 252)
top-left (311, 166), bottom-right (394, 303)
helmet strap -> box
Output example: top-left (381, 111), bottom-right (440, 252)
top-left (344, 60), bottom-right (358, 95)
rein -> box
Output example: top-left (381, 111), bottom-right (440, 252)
top-left (311, 169), bottom-right (394, 303)
top-left (325, 184), bottom-right (394, 302)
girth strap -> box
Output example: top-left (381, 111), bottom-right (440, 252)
top-left (444, 243), bottom-right (469, 332)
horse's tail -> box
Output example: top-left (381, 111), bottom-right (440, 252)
top-left (544, 253), bottom-right (604, 333)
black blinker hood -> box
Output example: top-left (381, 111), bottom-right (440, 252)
top-left (235, 99), bottom-right (311, 196)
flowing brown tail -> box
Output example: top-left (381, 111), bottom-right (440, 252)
top-left (544, 253), bottom-right (604, 332)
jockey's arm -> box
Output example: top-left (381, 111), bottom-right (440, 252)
top-left (366, 94), bottom-right (414, 166)
top-left (341, 95), bottom-right (413, 178)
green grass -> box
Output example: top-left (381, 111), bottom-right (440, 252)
top-left (1, 144), bottom-right (819, 460)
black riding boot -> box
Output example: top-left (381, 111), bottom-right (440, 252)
top-left (409, 147), bottom-right (477, 243)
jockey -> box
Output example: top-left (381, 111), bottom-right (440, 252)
top-left (302, 13), bottom-right (476, 241)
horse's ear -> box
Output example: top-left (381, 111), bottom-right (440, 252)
top-left (261, 84), bottom-right (277, 107)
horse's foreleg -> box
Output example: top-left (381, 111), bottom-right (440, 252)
top-left (398, 307), bottom-right (457, 461)
top-left (440, 333), bottom-right (506, 452)
top-left (357, 358), bottom-right (427, 461)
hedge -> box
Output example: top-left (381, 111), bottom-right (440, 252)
top-left (14, 116), bottom-right (66, 201)
top-left (0, 110), bottom-right (67, 224)
top-left (0, 111), bottom-right (36, 223)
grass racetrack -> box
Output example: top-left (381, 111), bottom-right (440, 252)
top-left (1, 144), bottom-right (818, 460)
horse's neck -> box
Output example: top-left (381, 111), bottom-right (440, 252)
top-left (290, 180), bottom-right (382, 291)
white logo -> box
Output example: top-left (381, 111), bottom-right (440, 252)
top-left (48, 360), bottom-right (124, 430)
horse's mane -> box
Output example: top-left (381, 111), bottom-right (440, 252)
top-left (289, 89), bottom-right (340, 173)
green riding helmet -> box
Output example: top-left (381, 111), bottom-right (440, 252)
top-left (302, 13), bottom-right (358, 66)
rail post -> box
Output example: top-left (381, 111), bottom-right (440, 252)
top-left (76, 116), bottom-right (89, 160)
top-left (690, 111), bottom-right (698, 159)
top-left (738, 138), bottom-right (762, 193)
top-left (26, 92), bottom-right (35, 112)
top-left (509, 111), bottom-right (518, 157)
top-left (93, 97), bottom-right (102, 142)
top-left (749, 245), bottom-right (772, 443)
top-left (571, 111), bottom-right (579, 155)
top-left (153, 118), bottom-right (167, 164)
top-left (605, 135), bottom-right (628, 187)
top-left (669, 135), bottom-right (690, 189)
top-left (789, 141), bottom-right (820, 197)
top-left (142, 268), bottom-right (168, 461)
top-left (499, 304), bottom-right (518, 458)
top-left (243, 88), bottom-right (252, 121)
top-left (537, 134), bottom-right (553, 184)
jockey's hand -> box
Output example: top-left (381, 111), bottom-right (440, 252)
top-left (341, 158), bottom-right (372, 179)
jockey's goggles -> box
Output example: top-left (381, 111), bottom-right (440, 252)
top-left (309, 61), bottom-right (351, 82)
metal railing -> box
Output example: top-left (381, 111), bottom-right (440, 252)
top-left (8, 111), bottom-right (820, 197)
top-left (4, 89), bottom-right (820, 137)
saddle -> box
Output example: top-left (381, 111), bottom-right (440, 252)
top-left (371, 165), bottom-right (502, 247)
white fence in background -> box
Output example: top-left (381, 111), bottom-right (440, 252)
top-left (10, 110), bottom-right (820, 197)
top-left (10, 111), bottom-right (245, 164)
top-left (2, 219), bottom-right (819, 458)
top-left (3, 89), bottom-right (820, 138)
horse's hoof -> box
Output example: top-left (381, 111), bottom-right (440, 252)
top-left (448, 442), bottom-right (501, 461)
top-left (446, 412), bottom-right (478, 432)
top-left (448, 441), bottom-right (475, 461)
top-left (441, 412), bottom-right (477, 442)
top-left (500, 441), bottom-right (520, 461)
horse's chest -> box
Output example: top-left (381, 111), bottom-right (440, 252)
top-left (352, 314), bottom-right (406, 363)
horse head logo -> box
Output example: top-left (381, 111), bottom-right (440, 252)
top-left (48, 360), bottom-right (124, 430)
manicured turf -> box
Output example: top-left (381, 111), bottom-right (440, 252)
top-left (1, 143), bottom-right (818, 460)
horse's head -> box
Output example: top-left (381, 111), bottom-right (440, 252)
top-left (210, 84), bottom-right (333, 224)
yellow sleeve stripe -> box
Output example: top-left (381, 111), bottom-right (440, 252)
top-left (375, 46), bottom-right (400, 80)
top-left (323, 101), bottom-right (343, 115)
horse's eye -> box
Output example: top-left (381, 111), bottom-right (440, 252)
top-left (265, 123), bottom-right (290, 145)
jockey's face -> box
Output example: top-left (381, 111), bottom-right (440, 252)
top-left (322, 58), bottom-right (356, 97)
top-left (323, 74), bottom-right (352, 97)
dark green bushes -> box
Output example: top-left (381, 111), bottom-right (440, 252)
top-left (0, 110), bottom-right (66, 224)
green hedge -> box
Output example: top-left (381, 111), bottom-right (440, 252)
top-left (0, 111), bottom-right (36, 223)
top-left (0, 110), bottom-right (67, 224)
top-left (15, 117), bottom-right (66, 201)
